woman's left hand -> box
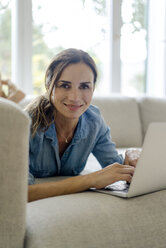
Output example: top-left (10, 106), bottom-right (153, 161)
top-left (124, 149), bottom-right (141, 167)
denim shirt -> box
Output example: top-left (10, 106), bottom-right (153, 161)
top-left (28, 105), bottom-right (123, 184)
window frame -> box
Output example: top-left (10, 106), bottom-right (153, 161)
top-left (110, 0), bottom-right (122, 93)
top-left (146, 0), bottom-right (166, 97)
top-left (12, 0), bottom-right (32, 94)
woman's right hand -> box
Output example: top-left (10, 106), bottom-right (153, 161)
top-left (90, 163), bottom-right (135, 189)
top-left (28, 163), bottom-right (135, 202)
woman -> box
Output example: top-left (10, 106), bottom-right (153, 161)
top-left (26, 48), bottom-right (139, 202)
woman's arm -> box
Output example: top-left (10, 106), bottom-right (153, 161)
top-left (28, 163), bottom-right (134, 202)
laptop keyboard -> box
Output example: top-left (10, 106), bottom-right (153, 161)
top-left (105, 181), bottom-right (130, 192)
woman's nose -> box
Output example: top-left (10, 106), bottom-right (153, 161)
top-left (68, 88), bottom-right (80, 101)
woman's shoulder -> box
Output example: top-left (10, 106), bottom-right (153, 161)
top-left (30, 122), bottom-right (55, 143)
top-left (84, 104), bottom-right (103, 123)
top-left (85, 104), bottom-right (100, 115)
top-left (81, 105), bottom-right (109, 137)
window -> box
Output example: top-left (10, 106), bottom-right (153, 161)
top-left (32, 0), bottom-right (110, 95)
top-left (0, 0), bottom-right (11, 79)
top-left (3, 0), bottom-right (166, 97)
top-left (146, 0), bottom-right (166, 97)
top-left (121, 0), bottom-right (148, 96)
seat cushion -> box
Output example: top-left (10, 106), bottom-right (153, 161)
top-left (25, 190), bottom-right (166, 248)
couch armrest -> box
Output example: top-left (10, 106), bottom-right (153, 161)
top-left (0, 98), bottom-right (30, 248)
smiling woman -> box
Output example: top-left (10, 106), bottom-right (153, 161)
top-left (51, 63), bottom-right (94, 120)
top-left (26, 48), bottom-right (97, 137)
top-left (26, 48), bottom-right (139, 202)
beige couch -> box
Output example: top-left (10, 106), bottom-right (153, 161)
top-left (0, 95), bottom-right (166, 248)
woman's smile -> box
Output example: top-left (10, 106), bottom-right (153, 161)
top-left (64, 103), bottom-right (84, 111)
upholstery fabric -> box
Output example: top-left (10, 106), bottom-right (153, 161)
top-left (138, 97), bottom-right (166, 137)
top-left (1, 95), bottom-right (166, 248)
top-left (0, 98), bottom-right (30, 248)
top-left (25, 190), bottom-right (166, 248)
top-left (92, 96), bottom-right (142, 147)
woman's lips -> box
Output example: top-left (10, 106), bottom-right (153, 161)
top-left (64, 104), bottom-right (83, 111)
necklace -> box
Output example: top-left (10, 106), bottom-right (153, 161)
top-left (56, 127), bottom-right (75, 144)
top-left (58, 132), bottom-right (70, 143)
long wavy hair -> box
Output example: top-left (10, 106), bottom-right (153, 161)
top-left (25, 48), bottom-right (98, 137)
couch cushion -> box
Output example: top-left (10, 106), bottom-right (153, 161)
top-left (25, 190), bottom-right (166, 248)
top-left (138, 97), bottom-right (166, 137)
top-left (92, 96), bottom-right (142, 147)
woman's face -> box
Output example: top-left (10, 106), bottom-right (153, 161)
top-left (51, 62), bottom-right (95, 121)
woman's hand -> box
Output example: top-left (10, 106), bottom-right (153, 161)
top-left (0, 74), bottom-right (8, 98)
top-left (0, 74), bottom-right (25, 103)
top-left (124, 149), bottom-right (141, 167)
top-left (90, 163), bottom-right (135, 189)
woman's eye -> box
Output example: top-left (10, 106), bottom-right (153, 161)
top-left (80, 84), bottom-right (90, 89)
top-left (60, 84), bottom-right (70, 89)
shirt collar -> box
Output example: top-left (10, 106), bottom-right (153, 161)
top-left (71, 114), bottom-right (88, 144)
top-left (44, 122), bottom-right (57, 143)
top-left (44, 112), bottom-right (89, 144)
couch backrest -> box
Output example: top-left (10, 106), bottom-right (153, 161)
top-left (92, 96), bottom-right (142, 148)
top-left (19, 95), bottom-right (166, 148)
top-left (0, 98), bottom-right (30, 248)
top-left (137, 97), bottom-right (166, 137)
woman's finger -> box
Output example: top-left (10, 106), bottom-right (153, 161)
top-left (120, 167), bottom-right (135, 175)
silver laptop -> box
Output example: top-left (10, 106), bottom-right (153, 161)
top-left (94, 122), bottom-right (166, 198)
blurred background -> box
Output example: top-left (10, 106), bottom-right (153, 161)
top-left (0, 0), bottom-right (166, 97)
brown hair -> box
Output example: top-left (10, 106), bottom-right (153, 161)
top-left (25, 48), bottom-right (98, 136)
